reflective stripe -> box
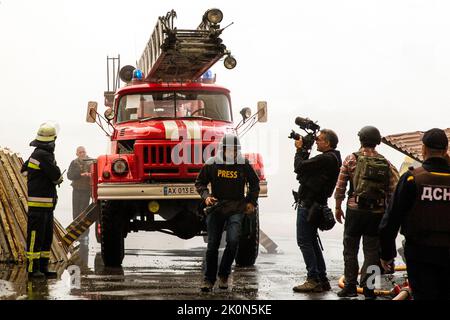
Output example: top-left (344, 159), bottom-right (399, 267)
top-left (26, 252), bottom-right (41, 259)
top-left (28, 201), bottom-right (54, 208)
top-left (40, 251), bottom-right (50, 258)
top-left (28, 162), bottom-right (40, 170)
top-left (28, 197), bottom-right (53, 203)
top-left (27, 231), bottom-right (37, 272)
top-left (430, 172), bottom-right (450, 177)
top-left (29, 158), bottom-right (40, 166)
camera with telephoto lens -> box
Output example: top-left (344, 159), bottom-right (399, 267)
top-left (288, 117), bottom-right (321, 150)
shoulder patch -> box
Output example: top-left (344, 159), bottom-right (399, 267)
top-left (407, 176), bottom-right (414, 182)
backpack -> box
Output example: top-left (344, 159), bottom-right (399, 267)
top-left (352, 152), bottom-right (390, 209)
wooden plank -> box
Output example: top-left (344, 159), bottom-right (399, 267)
top-left (0, 217), bottom-right (11, 261)
top-left (0, 153), bottom-right (28, 240)
top-left (0, 197), bottom-right (18, 262)
top-left (10, 153), bottom-right (27, 188)
top-left (1, 151), bottom-right (28, 213)
top-left (10, 152), bottom-right (27, 195)
top-left (0, 161), bottom-right (26, 257)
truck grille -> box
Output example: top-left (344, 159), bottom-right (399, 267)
top-left (143, 144), bottom-right (215, 165)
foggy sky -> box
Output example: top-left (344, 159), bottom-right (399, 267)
top-left (1, 0), bottom-right (450, 225)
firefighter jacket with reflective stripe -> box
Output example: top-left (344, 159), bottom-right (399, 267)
top-left (67, 158), bottom-right (91, 191)
top-left (405, 166), bottom-right (450, 247)
top-left (21, 140), bottom-right (61, 209)
top-left (195, 155), bottom-right (260, 206)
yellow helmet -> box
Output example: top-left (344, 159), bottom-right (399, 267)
top-left (36, 122), bottom-right (57, 142)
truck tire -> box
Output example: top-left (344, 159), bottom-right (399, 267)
top-left (100, 201), bottom-right (125, 267)
top-left (235, 208), bottom-right (259, 267)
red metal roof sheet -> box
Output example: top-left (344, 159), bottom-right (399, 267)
top-left (382, 128), bottom-right (450, 162)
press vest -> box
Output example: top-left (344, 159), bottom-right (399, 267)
top-left (406, 167), bottom-right (450, 247)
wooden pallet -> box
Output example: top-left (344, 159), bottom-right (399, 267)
top-left (0, 148), bottom-right (69, 264)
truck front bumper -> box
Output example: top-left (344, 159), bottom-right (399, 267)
top-left (97, 181), bottom-right (268, 200)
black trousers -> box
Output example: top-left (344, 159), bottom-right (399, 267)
top-left (405, 243), bottom-right (450, 300)
top-left (343, 207), bottom-right (383, 287)
top-left (72, 189), bottom-right (91, 243)
top-left (26, 209), bottom-right (53, 272)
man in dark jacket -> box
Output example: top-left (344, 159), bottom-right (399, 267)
top-left (379, 128), bottom-right (450, 300)
top-left (21, 123), bottom-right (63, 278)
top-left (67, 146), bottom-right (92, 245)
top-left (195, 133), bottom-right (260, 292)
top-left (293, 129), bottom-right (342, 293)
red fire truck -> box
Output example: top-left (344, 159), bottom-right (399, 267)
top-left (86, 9), bottom-right (268, 267)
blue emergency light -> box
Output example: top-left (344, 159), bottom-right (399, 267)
top-left (133, 69), bottom-right (143, 80)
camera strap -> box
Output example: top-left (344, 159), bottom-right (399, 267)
top-left (316, 232), bottom-right (324, 251)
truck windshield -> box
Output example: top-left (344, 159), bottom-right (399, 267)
top-left (116, 91), bottom-right (231, 123)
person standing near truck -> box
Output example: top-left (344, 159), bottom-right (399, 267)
top-left (195, 133), bottom-right (260, 292)
top-left (67, 146), bottom-right (92, 245)
top-left (21, 122), bottom-right (63, 278)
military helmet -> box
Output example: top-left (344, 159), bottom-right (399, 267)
top-left (358, 126), bottom-right (381, 146)
top-left (36, 122), bottom-right (57, 142)
top-left (219, 133), bottom-right (241, 150)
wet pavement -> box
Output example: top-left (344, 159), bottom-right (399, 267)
top-left (0, 213), bottom-right (406, 300)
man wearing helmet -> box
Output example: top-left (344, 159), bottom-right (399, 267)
top-left (195, 133), bottom-right (260, 292)
top-left (21, 123), bottom-right (63, 278)
top-left (334, 126), bottom-right (399, 299)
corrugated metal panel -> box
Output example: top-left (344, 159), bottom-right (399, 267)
top-left (382, 128), bottom-right (450, 162)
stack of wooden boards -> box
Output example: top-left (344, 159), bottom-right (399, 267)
top-left (0, 148), bottom-right (69, 264)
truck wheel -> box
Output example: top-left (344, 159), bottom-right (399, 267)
top-left (100, 201), bottom-right (125, 267)
top-left (235, 208), bottom-right (259, 267)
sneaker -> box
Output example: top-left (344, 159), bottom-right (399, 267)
top-left (321, 279), bottom-right (332, 291)
top-left (293, 278), bottom-right (323, 293)
top-left (337, 285), bottom-right (358, 298)
top-left (200, 280), bottom-right (214, 292)
top-left (363, 287), bottom-right (377, 300)
top-left (218, 276), bottom-right (229, 290)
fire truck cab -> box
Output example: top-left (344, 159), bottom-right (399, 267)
top-left (86, 9), bottom-right (268, 267)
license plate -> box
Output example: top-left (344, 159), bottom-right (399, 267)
top-left (163, 186), bottom-right (197, 196)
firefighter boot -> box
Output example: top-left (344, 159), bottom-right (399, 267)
top-left (27, 258), bottom-right (45, 279)
top-left (40, 258), bottom-right (57, 278)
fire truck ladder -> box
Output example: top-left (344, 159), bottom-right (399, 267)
top-left (137, 9), bottom-right (234, 82)
top-left (62, 202), bottom-right (100, 247)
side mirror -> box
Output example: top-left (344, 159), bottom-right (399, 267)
top-left (239, 107), bottom-right (252, 123)
top-left (86, 101), bottom-right (98, 123)
top-left (257, 101), bottom-right (267, 123)
top-left (104, 107), bottom-right (114, 121)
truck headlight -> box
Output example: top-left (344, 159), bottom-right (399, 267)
top-left (224, 55), bottom-right (237, 69)
top-left (205, 8), bottom-right (223, 24)
top-left (112, 159), bottom-right (128, 175)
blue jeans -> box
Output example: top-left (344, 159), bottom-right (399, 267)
top-left (204, 212), bottom-right (244, 283)
top-left (296, 206), bottom-right (327, 281)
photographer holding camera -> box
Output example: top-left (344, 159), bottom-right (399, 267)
top-left (292, 120), bottom-right (342, 293)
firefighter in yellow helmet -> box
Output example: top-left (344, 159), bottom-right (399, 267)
top-left (21, 123), bottom-right (63, 278)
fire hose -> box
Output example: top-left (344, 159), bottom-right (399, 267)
top-left (338, 265), bottom-right (411, 299)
